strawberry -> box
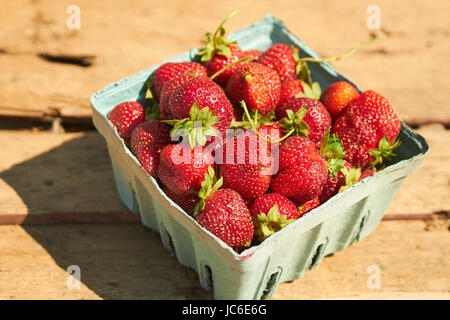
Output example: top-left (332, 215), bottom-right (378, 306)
top-left (168, 76), bottom-right (234, 136)
top-left (277, 79), bottom-right (307, 109)
top-left (277, 97), bottom-right (331, 147)
top-left (130, 120), bottom-right (171, 176)
top-left (331, 90), bottom-right (401, 168)
top-left (205, 44), bottom-right (244, 86)
top-left (196, 11), bottom-right (244, 86)
top-left (271, 136), bottom-right (328, 203)
top-left (257, 123), bottom-right (283, 150)
top-left (318, 129), bottom-right (361, 203)
top-left (319, 162), bottom-right (357, 203)
top-left (360, 168), bottom-right (376, 181)
top-left (258, 43), bottom-right (300, 83)
top-left (149, 62), bottom-right (207, 101)
top-left (157, 144), bottom-right (214, 195)
top-left (298, 197), bottom-right (320, 216)
top-left (226, 62), bottom-right (281, 116)
top-left (321, 81), bottom-right (360, 120)
top-left (163, 186), bottom-right (198, 213)
top-left (218, 131), bottom-right (273, 201)
top-left (107, 101), bottom-right (145, 143)
top-left (241, 49), bottom-right (263, 62)
top-left (158, 74), bottom-right (194, 120)
top-left (193, 167), bottom-right (254, 248)
top-left (249, 193), bottom-right (299, 241)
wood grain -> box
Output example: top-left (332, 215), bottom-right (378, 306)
top-left (0, 221), bottom-right (448, 299)
top-left (0, 0), bottom-right (449, 123)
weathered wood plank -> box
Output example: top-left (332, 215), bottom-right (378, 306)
top-left (0, 124), bottom-right (448, 223)
top-left (0, 0), bottom-right (449, 123)
top-left (0, 221), bottom-right (448, 299)
top-left (0, 131), bottom-right (129, 218)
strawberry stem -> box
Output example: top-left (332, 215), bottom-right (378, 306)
top-left (209, 56), bottom-right (253, 80)
top-left (212, 10), bottom-right (240, 47)
top-left (196, 10), bottom-right (239, 61)
top-left (301, 35), bottom-right (381, 64)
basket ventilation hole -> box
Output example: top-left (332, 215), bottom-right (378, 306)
top-left (203, 265), bottom-right (213, 291)
top-left (352, 212), bottom-right (370, 243)
top-left (130, 183), bottom-right (140, 215)
top-left (260, 270), bottom-right (281, 299)
top-left (309, 243), bottom-right (326, 270)
top-left (159, 223), bottom-right (175, 255)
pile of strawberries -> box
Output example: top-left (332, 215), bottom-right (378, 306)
top-left (107, 13), bottom-right (401, 253)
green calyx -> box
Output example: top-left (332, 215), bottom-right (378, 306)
top-left (144, 99), bottom-right (160, 121)
top-left (162, 101), bottom-right (219, 149)
top-left (192, 166), bottom-right (223, 216)
top-left (368, 136), bottom-right (401, 168)
top-left (145, 74), bottom-right (153, 96)
top-left (253, 204), bottom-right (296, 242)
top-left (295, 81), bottom-right (322, 100)
top-left (195, 10), bottom-right (239, 62)
top-left (320, 129), bottom-right (347, 177)
top-left (231, 101), bottom-right (276, 131)
top-left (233, 101), bottom-right (289, 144)
top-left (338, 167), bottom-right (362, 193)
top-left (279, 107), bottom-right (310, 139)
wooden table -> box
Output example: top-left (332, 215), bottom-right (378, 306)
top-left (0, 0), bottom-right (449, 300)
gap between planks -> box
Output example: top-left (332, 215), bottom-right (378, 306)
top-left (0, 211), bottom-right (447, 225)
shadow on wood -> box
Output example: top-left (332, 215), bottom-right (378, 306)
top-left (0, 132), bottom-right (212, 299)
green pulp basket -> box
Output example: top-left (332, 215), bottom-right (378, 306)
top-left (90, 15), bottom-right (429, 300)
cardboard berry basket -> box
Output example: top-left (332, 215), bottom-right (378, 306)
top-left (90, 15), bottom-right (429, 299)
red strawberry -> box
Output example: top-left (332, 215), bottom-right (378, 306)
top-left (168, 76), bottom-right (234, 136)
top-left (158, 74), bottom-right (194, 120)
top-left (271, 136), bottom-right (327, 203)
top-left (249, 193), bottom-right (299, 241)
top-left (360, 168), bottom-right (376, 181)
top-left (241, 49), bottom-right (263, 62)
top-left (157, 144), bottom-right (214, 195)
top-left (218, 131), bottom-right (273, 201)
top-left (277, 79), bottom-right (308, 109)
top-left (205, 44), bottom-right (244, 86)
top-left (163, 186), bottom-right (198, 213)
top-left (298, 197), bottom-right (320, 216)
top-left (258, 43), bottom-right (300, 83)
top-left (193, 167), bottom-right (254, 248)
top-left (331, 90), bottom-right (401, 168)
top-left (317, 129), bottom-right (362, 203)
top-left (318, 161), bottom-right (350, 203)
top-left (130, 120), bottom-right (171, 176)
top-left (226, 62), bottom-right (281, 116)
top-left (321, 81), bottom-right (360, 120)
top-left (107, 101), bottom-right (145, 143)
top-left (258, 123), bottom-right (283, 148)
top-left (150, 62), bottom-right (207, 101)
top-left (278, 97), bottom-right (331, 147)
